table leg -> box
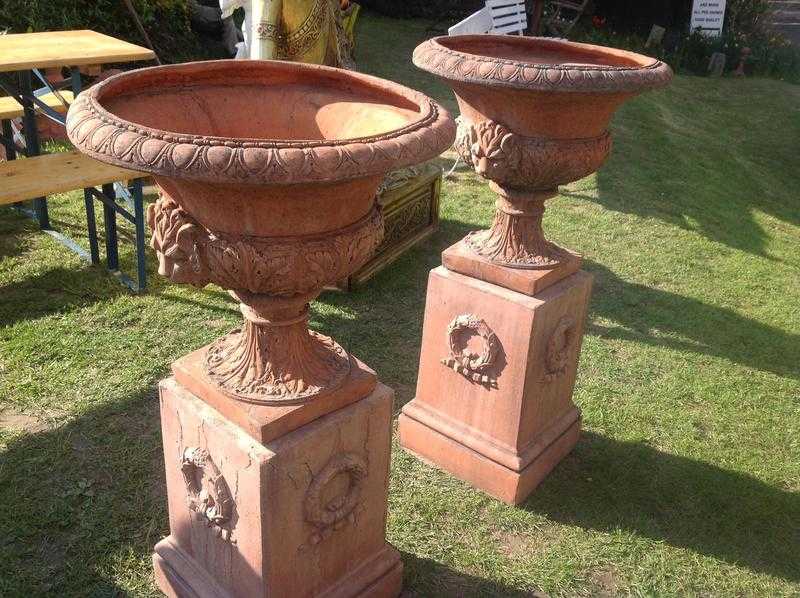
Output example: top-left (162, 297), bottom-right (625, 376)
top-left (1, 120), bottom-right (17, 160)
top-left (82, 189), bottom-right (101, 264)
top-left (68, 66), bottom-right (102, 264)
top-left (1, 118), bottom-right (24, 209)
top-left (132, 178), bottom-right (147, 291)
top-left (19, 69), bottom-right (49, 229)
top-left (102, 183), bottom-right (120, 272)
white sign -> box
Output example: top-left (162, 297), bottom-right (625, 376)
top-left (691, 0), bottom-right (727, 37)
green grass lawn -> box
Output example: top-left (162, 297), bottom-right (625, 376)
top-left (1, 11), bottom-right (799, 597)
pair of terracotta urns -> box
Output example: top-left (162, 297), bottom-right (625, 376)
top-left (68, 34), bottom-right (670, 598)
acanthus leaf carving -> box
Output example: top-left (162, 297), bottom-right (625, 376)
top-left (205, 322), bottom-right (351, 405)
top-left (454, 118), bottom-right (612, 190)
top-left (147, 192), bottom-right (385, 296)
top-left (452, 117), bottom-right (612, 269)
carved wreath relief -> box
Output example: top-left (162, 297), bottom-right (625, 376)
top-left (181, 447), bottom-right (235, 542)
top-left (304, 452), bottom-right (367, 546)
top-left (544, 316), bottom-right (576, 381)
top-left (441, 314), bottom-right (500, 385)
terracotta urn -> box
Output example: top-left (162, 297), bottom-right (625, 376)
top-left (67, 60), bottom-right (454, 405)
top-left (398, 36), bottom-right (673, 505)
top-left (413, 35), bottom-right (672, 270)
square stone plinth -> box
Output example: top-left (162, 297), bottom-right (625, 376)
top-left (172, 349), bottom-right (378, 445)
top-left (398, 266), bottom-right (592, 505)
top-left (442, 238), bottom-right (581, 296)
top-left (154, 377), bottom-right (402, 598)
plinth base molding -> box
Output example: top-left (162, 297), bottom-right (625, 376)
top-left (154, 374), bottom-right (400, 597)
top-left (398, 406), bottom-right (580, 505)
top-left (154, 538), bottom-right (402, 598)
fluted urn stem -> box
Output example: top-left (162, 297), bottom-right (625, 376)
top-left (465, 184), bottom-right (566, 269)
top-left (204, 291), bottom-right (351, 405)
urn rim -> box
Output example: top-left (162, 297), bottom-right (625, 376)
top-left (66, 59), bottom-right (456, 185)
top-left (413, 35), bottom-right (673, 94)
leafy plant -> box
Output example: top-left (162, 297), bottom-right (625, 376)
top-left (572, 0), bottom-right (800, 83)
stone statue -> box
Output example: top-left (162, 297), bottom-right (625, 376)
top-left (220, 0), bottom-right (354, 66)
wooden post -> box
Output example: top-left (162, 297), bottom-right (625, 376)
top-left (529, 0), bottom-right (545, 35)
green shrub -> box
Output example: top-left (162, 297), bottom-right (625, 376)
top-left (0, 0), bottom-right (204, 63)
top-left (573, 0), bottom-right (800, 84)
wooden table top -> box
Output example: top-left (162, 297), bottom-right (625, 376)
top-left (0, 30), bottom-right (155, 72)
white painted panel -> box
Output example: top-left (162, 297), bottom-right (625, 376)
top-left (448, 7), bottom-right (493, 35)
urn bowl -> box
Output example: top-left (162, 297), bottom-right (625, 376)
top-left (413, 35), bottom-right (672, 189)
top-left (67, 59), bottom-right (455, 296)
top-left (67, 60), bottom-right (455, 404)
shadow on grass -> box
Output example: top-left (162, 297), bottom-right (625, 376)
top-left (316, 219), bottom-right (797, 403)
top-left (589, 80), bottom-right (800, 261)
top-left (523, 432), bottom-right (800, 582)
top-left (401, 551), bottom-right (540, 598)
top-left (585, 261), bottom-right (800, 381)
top-left (0, 265), bottom-right (127, 326)
top-left (0, 388), bottom-right (166, 595)
top-left (0, 257), bottom-right (233, 328)
top-left (0, 208), bottom-right (235, 327)
top-left (0, 208), bottom-right (38, 262)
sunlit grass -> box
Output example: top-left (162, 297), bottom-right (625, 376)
top-left (0, 11), bottom-right (798, 596)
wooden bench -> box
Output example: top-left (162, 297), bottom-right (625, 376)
top-left (0, 90), bottom-right (74, 121)
top-left (0, 150), bottom-right (140, 206)
top-left (0, 151), bottom-right (148, 291)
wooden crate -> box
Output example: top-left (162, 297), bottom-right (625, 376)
top-left (337, 162), bottom-right (442, 290)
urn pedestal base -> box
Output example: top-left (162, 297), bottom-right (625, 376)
top-left (398, 266), bottom-right (592, 505)
top-left (442, 238), bottom-right (581, 296)
top-left (154, 372), bottom-right (401, 597)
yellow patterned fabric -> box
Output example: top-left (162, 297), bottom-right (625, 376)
top-left (251, 0), bottom-right (352, 67)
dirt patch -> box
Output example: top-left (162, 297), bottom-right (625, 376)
top-left (588, 568), bottom-right (620, 597)
top-left (0, 408), bottom-right (49, 434)
top-left (493, 529), bottom-right (552, 560)
top-left (495, 530), bottom-right (531, 558)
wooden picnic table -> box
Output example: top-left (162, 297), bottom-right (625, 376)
top-left (0, 30), bottom-right (155, 72)
top-left (0, 30), bottom-right (155, 291)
